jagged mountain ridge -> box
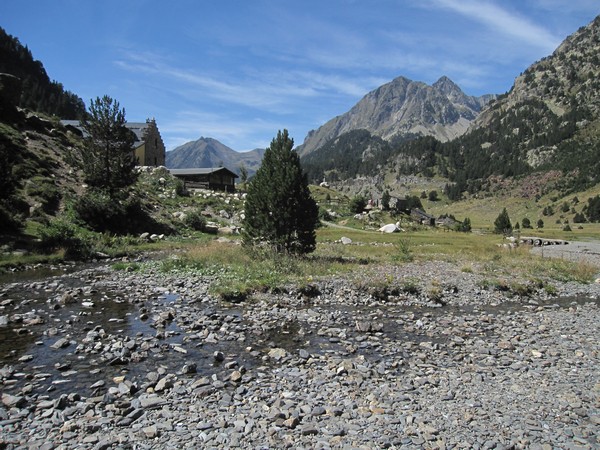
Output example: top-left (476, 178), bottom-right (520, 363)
top-left (376, 14), bottom-right (600, 198)
top-left (166, 137), bottom-right (265, 176)
top-left (296, 75), bottom-right (494, 157)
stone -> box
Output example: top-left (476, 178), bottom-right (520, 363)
top-left (378, 223), bottom-right (400, 233)
top-left (340, 237), bottom-right (353, 245)
top-left (143, 425), bottom-right (159, 438)
top-left (139, 395), bottom-right (166, 409)
top-left (2, 393), bottom-right (25, 408)
top-left (268, 348), bottom-right (287, 360)
top-left (154, 376), bottom-right (173, 392)
top-left (283, 417), bottom-right (299, 429)
top-left (51, 338), bottom-right (70, 349)
top-left (182, 362), bottom-right (197, 374)
top-left (301, 424), bottom-right (319, 436)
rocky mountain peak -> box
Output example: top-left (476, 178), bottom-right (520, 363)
top-left (165, 136), bottom-right (264, 177)
top-left (297, 75), bottom-right (494, 157)
top-left (433, 76), bottom-right (462, 97)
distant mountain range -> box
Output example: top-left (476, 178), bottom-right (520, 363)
top-left (165, 137), bottom-right (265, 176)
top-left (166, 75), bottom-right (493, 176)
top-left (158, 14), bottom-right (600, 198)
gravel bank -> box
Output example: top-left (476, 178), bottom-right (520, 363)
top-left (530, 240), bottom-right (600, 271)
top-left (0, 258), bottom-right (599, 449)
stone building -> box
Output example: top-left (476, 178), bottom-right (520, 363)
top-left (127, 119), bottom-right (165, 167)
top-left (61, 118), bottom-right (165, 167)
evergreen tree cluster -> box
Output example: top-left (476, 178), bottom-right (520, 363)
top-left (301, 129), bottom-right (392, 183)
top-left (0, 26), bottom-right (86, 119)
top-left (584, 195), bottom-right (600, 222)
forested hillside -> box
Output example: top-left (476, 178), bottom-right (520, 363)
top-left (0, 26), bottom-right (85, 119)
top-left (301, 129), bottom-right (393, 182)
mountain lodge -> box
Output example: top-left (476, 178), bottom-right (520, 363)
top-left (168, 167), bottom-right (238, 192)
top-left (61, 118), bottom-right (166, 167)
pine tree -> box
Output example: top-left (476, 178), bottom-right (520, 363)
top-left (79, 96), bottom-right (137, 197)
top-left (494, 208), bottom-right (512, 235)
top-left (242, 130), bottom-right (318, 254)
top-left (381, 190), bottom-right (391, 211)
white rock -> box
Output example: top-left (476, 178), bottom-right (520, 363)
top-left (378, 223), bottom-right (399, 233)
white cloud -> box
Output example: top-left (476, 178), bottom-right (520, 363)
top-left (431, 0), bottom-right (561, 52)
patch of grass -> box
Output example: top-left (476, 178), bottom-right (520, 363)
top-left (393, 238), bottom-right (414, 263)
top-left (427, 286), bottom-right (444, 303)
top-left (400, 278), bottom-right (421, 295)
top-left (530, 258), bottom-right (598, 283)
top-left (158, 240), bottom-right (366, 300)
top-left (111, 261), bottom-right (142, 272)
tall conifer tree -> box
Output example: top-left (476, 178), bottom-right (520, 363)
top-left (79, 95), bottom-right (137, 197)
top-left (242, 130), bottom-right (318, 254)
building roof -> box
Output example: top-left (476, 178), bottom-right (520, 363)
top-left (168, 167), bottom-right (239, 178)
top-left (60, 120), bottom-right (150, 142)
top-left (124, 122), bottom-right (150, 142)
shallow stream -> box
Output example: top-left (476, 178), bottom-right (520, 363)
top-left (0, 265), bottom-right (597, 398)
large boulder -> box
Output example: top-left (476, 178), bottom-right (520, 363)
top-left (378, 223), bottom-right (401, 233)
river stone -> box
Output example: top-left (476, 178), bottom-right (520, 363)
top-left (268, 348), bottom-right (287, 360)
top-left (51, 338), bottom-right (70, 349)
top-left (2, 393), bottom-right (25, 408)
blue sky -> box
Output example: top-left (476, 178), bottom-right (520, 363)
top-left (2, 1), bottom-right (598, 152)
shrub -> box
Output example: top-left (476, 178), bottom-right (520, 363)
top-left (349, 195), bottom-right (367, 214)
top-left (393, 238), bottom-right (413, 263)
top-left (39, 219), bottom-right (93, 260)
top-left (72, 190), bottom-right (164, 235)
top-left (26, 177), bottom-right (61, 214)
top-left (494, 208), bottom-right (512, 235)
top-left (184, 209), bottom-right (207, 231)
top-left (318, 207), bottom-right (333, 222)
top-left (455, 217), bottom-right (472, 232)
top-left (0, 203), bottom-right (23, 233)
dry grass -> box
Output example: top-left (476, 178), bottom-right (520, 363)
top-left (157, 225), bottom-right (598, 301)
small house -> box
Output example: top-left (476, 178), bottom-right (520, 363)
top-left (411, 208), bottom-right (436, 226)
top-left (169, 167), bottom-right (238, 192)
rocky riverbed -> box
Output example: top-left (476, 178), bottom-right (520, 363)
top-left (1, 257), bottom-right (599, 449)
